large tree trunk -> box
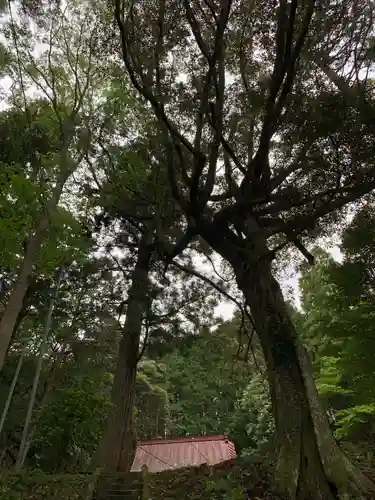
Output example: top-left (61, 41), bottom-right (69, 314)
top-left (94, 237), bottom-right (152, 472)
top-left (199, 219), bottom-right (374, 499)
top-left (232, 252), bottom-right (375, 500)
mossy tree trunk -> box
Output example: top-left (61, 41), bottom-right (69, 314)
top-left (200, 221), bottom-right (375, 500)
top-left (234, 255), bottom-right (374, 499)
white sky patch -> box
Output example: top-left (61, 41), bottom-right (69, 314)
top-left (284, 245), bottom-right (343, 312)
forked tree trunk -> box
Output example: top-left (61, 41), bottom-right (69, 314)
top-left (94, 237), bottom-right (152, 472)
top-left (232, 254), bottom-right (375, 500)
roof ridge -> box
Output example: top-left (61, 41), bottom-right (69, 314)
top-left (139, 434), bottom-right (230, 445)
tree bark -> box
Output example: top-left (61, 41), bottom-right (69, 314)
top-left (0, 217), bottom-right (50, 370)
top-left (94, 237), bottom-right (153, 472)
top-left (232, 252), bottom-right (375, 500)
top-left (5, 279), bottom-right (41, 357)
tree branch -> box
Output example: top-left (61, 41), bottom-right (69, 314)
top-left (282, 177), bottom-right (375, 235)
top-left (170, 259), bottom-right (248, 321)
top-left (245, 0), bottom-right (316, 186)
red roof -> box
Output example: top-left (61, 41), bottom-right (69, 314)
top-left (131, 434), bottom-right (236, 473)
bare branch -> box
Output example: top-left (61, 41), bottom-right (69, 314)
top-left (170, 259), bottom-right (245, 316)
top-left (203, 1), bottom-right (232, 199)
top-left (203, 0), bottom-right (218, 22)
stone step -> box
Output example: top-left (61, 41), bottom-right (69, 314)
top-left (94, 490), bottom-right (141, 495)
top-left (96, 495), bottom-right (139, 500)
top-left (94, 493), bottom-right (140, 499)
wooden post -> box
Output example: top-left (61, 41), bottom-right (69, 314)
top-left (84, 467), bottom-right (101, 500)
top-left (141, 464), bottom-right (150, 500)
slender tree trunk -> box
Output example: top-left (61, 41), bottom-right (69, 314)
top-left (5, 281), bottom-right (38, 358)
top-left (14, 362), bottom-right (61, 470)
top-left (5, 308), bottom-right (26, 359)
top-left (232, 253), bottom-right (375, 500)
top-left (94, 237), bottom-right (153, 472)
top-left (0, 446), bottom-right (6, 465)
top-left (0, 351), bottom-right (25, 436)
top-left (14, 269), bottom-right (63, 471)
